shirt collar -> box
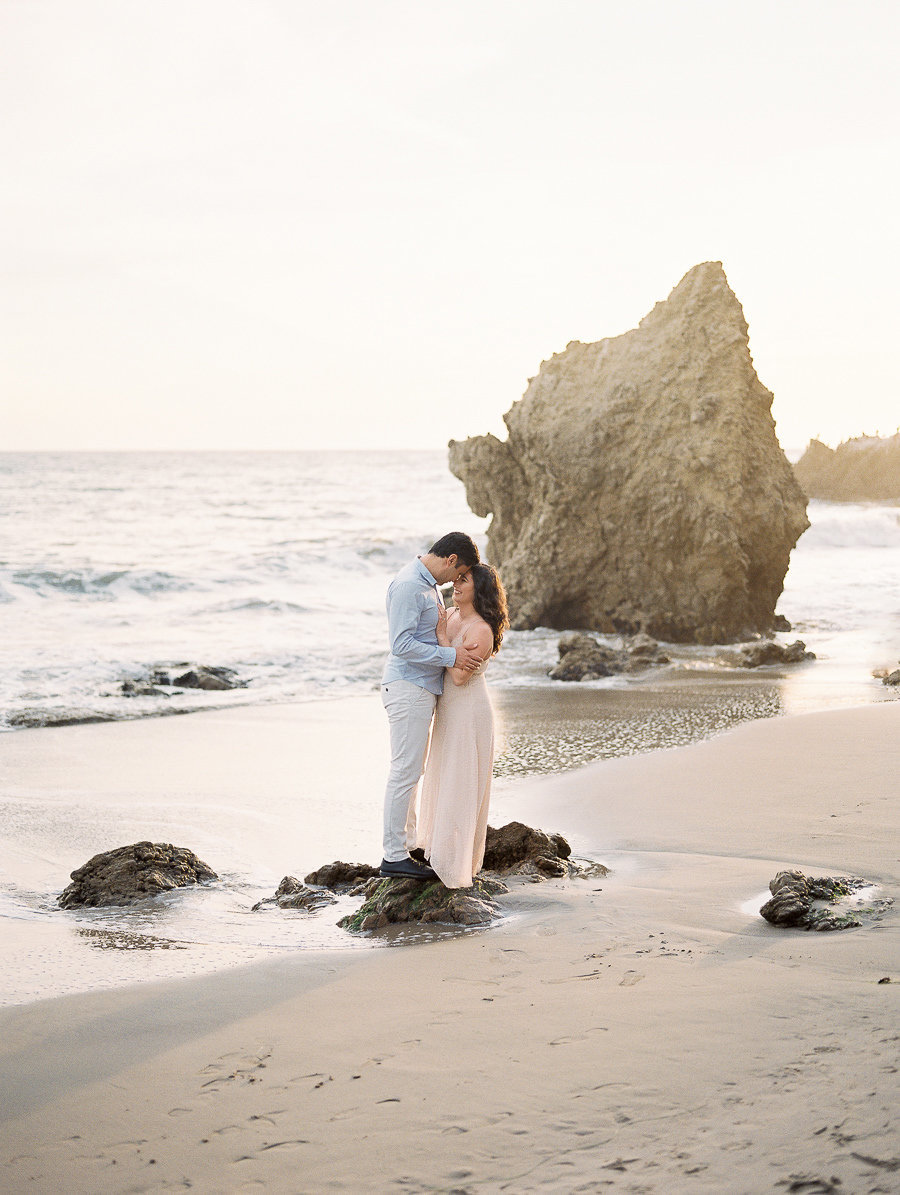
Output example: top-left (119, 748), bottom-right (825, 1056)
top-left (414, 556), bottom-right (439, 587)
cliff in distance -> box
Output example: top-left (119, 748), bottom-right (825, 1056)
top-left (450, 262), bottom-right (809, 644)
top-left (794, 435), bottom-right (900, 501)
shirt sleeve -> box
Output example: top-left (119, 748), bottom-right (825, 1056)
top-left (387, 583), bottom-right (456, 667)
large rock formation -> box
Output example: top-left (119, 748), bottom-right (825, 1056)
top-left (450, 263), bottom-right (809, 643)
top-left (794, 434), bottom-right (900, 501)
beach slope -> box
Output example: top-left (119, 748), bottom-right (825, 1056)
top-left (1, 703), bottom-right (898, 1193)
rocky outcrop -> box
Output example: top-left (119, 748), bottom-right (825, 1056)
top-left (58, 842), bottom-right (217, 908)
top-left (875, 665), bottom-right (900, 686)
top-left (482, 821), bottom-right (572, 877)
top-left (252, 875), bottom-right (338, 912)
top-left (339, 875), bottom-right (509, 932)
top-left (794, 434), bottom-right (900, 501)
top-left (304, 861), bottom-right (380, 889)
top-left (759, 870), bottom-right (891, 931)
top-left (480, 820), bottom-right (613, 881)
top-left (734, 639), bottom-right (815, 668)
top-left (450, 262), bottom-right (809, 644)
top-left (252, 862), bottom-right (379, 911)
top-left (121, 664), bottom-right (247, 696)
top-left (548, 631), bottom-right (670, 681)
top-left (7, 707), bottom-right (117, 729)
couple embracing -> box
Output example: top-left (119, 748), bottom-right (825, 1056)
top-left (380, 532), bottom-right (509, 888)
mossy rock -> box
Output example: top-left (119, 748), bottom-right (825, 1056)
top-left (339, 874), bottom-right (508, 933)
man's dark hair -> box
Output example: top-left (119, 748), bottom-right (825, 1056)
top-left (429, 531), bottom-right (480, 567)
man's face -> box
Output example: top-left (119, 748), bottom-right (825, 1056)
top-left (435, 555), bottom-right (468, 585)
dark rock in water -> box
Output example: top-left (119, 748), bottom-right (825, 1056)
top-left (172, 665), bottom-right (245, 691)
top-left (6, 708), bottom-right (118, 729)
top-left (548, 631), bottom-right (669, 681)
top-left (772, 614), bottom-right (792, 633)
top-left (252, 875), bottom-right (338, 913)
top-left (322, 822), bottom-right (609, 934)
top-left (549, 633), bottom-right (619, 681)
top-left (120, 679), bottom-right (175, 698)
top-left (304, 861), bottom-right (381, 890)
top-left (624, 631), bottom-right (671, 669)
top-left (339, 875), bottom-right (508, 933)
top-left (880, 667), bottom-right (900, 687)
top-left (759, 869), bottom-right (889, 931)
top-left (483, 821), bottom-right (573, 878)
top-left (120, 664), bottom-right (247, 696)
top-left (253, 864), bottom-right (380, 911)
top-left (450, 261), bottom-right (809, 643)
top-left (737, 639), bottom-right (815, 667)
top-left (58, 841), bottom-right (217, 909)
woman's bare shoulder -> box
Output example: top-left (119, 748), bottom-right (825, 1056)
top-left (465, 618), bottom-right (494, 649)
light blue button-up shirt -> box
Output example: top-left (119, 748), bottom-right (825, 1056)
top-left (381, 557), bottom-right (456, 695)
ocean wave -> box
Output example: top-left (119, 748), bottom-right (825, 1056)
top-left (199, 597), bottom-right (311, 615)
top-left (801, 502), bottom-right (900, 549)
top-left (5, 566), bottom-right (199, 599)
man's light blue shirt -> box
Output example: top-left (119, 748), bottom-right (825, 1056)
top-left (381, 557), bottom-right (456, 695)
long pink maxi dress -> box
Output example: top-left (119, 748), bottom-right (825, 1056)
top-left (415, 627), bottom-right (494, 888)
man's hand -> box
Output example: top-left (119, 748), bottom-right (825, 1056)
top-left (454, 643), bottom-right (482, 672)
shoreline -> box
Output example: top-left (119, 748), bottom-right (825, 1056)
top-left (1, 685), bottom-right (898, 1007)
top-left (1, 701), bottom-right (898, 1191)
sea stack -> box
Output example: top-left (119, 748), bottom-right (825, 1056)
top-left (794, 434), bottom-right (900, 501)
top-left (450, 262), bottom-right (809, 643)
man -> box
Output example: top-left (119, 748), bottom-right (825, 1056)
top-left (380, 531), bottom-right (483, 880)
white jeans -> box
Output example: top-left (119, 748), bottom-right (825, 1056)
top-left (381, 679), bottom-right (436, 862)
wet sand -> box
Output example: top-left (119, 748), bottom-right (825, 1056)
top-left (1, 701), bottom-right (898, 1192)
top-left (2, 671), bottom-right (871, 1007)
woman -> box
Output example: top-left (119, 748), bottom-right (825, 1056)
top-left (414, 562), bottom-right (509, 888)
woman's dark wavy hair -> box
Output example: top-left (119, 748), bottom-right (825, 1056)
top-left (470, 563), bottom-right (509, 655)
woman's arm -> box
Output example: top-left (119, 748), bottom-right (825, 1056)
top-left (448, 623), bottom-right (494, 685)
top-left (435, 601), bottom-right (452, 647)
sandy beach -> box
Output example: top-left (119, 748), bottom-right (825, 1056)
top-left (1, 700), bottom-right (898, 1193)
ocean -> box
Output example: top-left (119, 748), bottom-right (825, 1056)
top-left (1, 450), bottom-right (899, 1005)
top-left (3, 450), bottom-right (900, 734)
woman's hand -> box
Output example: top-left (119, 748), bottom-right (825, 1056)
top-left (435, 597), bottom-right (450, 646)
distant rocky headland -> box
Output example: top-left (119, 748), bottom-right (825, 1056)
top-left (794, 434), bottom-right (900, 501)
top-left (450, 262), bottom-right (808, 644)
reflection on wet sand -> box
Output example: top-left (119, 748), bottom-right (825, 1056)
top-left (493, 674), bottom-right (786, 776)
top-left (75, 927), bottom-right (188, 951)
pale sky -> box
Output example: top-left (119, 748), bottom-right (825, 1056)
top-left (2, 0), bottom-right (898, 453)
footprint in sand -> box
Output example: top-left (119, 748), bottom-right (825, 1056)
top-left (232, 1140), bottom-right (309, 1163)
top-left (328, 1107), bottom-right (362, 1122)
top-left (544, 970), bottom-right (602, 984)
top-left (619, 971), bottom-right (644, 986)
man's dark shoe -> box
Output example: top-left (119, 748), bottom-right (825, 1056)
top-left (380, 856), bottom-right (438, 881)
top-left (408, 847), bottom-right (428, 864)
